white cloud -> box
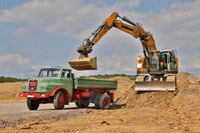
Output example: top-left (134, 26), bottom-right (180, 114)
top-left (72, 55), bottom-right (136, 77)
top-left (0, 54), bottom-right (42, 77)
top-left (99, 55), bottom-right (136, 73)
top-left (0, 0), bottom-right (199, 76)
top-left (12, 27), bottom-right (31, 37)
top-left (134, 0), bottom-right (200, 50)
top-left (0, 54), bottom-right (29, 65)
top-left (182, 55), bottom-right (200, 69)
top-left (112, 0), bottom-right (140, 10)
top-left (0, 0), bottom-right (140, 38)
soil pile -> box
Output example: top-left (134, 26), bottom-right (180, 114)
top-left (114, 77), bottom-right (175, 108)
top-left (111, 76), bottom-right (134, 101)
top-left (115, 72), bottom-right (200, 121)
top-left (173, 72), bottom-right (200, 121)
top-left (0, 82), bottom-right (24, 101)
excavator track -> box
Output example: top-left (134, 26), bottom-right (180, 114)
top-left (135, 75), bottom-right (176, 91)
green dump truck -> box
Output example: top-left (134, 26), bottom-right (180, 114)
top-left (21, 66), bottom-right (117, 110)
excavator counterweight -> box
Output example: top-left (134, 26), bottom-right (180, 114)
top-left (69, 57), bottom-right (97, 70)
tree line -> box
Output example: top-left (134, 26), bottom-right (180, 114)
top-left (0, 76), bottom-right (27, 83)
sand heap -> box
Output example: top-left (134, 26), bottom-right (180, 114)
top-left (176, 72), bottom-right (199, 89)
top-left (111, 76), bottom-right (134, 101)
top-left (0, 82), bottom-right (23, 101)
top-left (114, 72), bottom-right (200, 120)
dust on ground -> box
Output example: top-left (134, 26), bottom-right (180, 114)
top-left (0, 72), bottom-right (200, 132)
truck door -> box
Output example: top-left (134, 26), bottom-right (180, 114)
top-left (60, 69), bottom-right (73, 100)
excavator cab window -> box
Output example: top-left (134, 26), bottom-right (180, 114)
top-left (149, 52), bottom-right (160, 72)
top-left (160, 53), bottom-right (168, 70)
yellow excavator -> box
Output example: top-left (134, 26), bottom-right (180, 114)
top-left (69, 12), bottom-right (179, 91)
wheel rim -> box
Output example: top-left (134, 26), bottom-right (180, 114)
top-left (103, 97), bottom-right (110, 107)
top-left (58, 95), bottom-right (65, 106)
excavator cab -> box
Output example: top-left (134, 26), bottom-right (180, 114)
top-left (68, 57), bottom-right (97, 70)
top-left (135, 49), bottom-right (178, 92)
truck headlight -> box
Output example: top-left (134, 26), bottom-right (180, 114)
top-left (41, 94), bottom-right (46, 97)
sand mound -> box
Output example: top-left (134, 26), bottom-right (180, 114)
top-left (177, 72), bottom-right (199, 89)
top-left (0, 82), bottom-right (24, 101)
top-left (111, 76), bottom-right (134, 101)
top-left (115, 72), bottom-right (200, 116)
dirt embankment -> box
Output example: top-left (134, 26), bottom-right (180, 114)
top-left (1, 72), bottom-right (200, 132)
top-left (116, 72), bottom-right (200, 111)
top-left (0, 82), bottom-right (24, 101)
top-left (112, 72), bottom-right (200, 132)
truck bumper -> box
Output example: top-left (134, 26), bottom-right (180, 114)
top-left (21, 93), bottom-right (50, 99)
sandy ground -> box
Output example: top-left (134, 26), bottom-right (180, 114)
top-left (0, 72), bottom-right (200, 133)
top-left (0, 102), bottom-right (78, 115)
top-left (0, 82), bottom-right (24, 102)
top-left (0, 102), bottom-right (82, 130)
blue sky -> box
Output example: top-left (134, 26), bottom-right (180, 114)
top-left (0, 0), bottom-right (199, 77)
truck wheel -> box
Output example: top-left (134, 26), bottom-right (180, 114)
top-left (75, 99), bottom-right (90, 108)
top-left (27, 99), bottom-right (39, 110)
top-left (54, 91), bottom-right (66, 110)
top-left (98, 94), bottom-right (111, 110)
top-left (95, 94), bottom-right (101, 109)
top-left (75, 100), bottom-right (80, 107)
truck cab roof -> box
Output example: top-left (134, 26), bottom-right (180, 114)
top-left (38, 66), bottom-right (73, 78)
top-left (41, 66), bottom-right (72, 71)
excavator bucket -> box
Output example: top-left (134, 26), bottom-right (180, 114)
top-left (135, 75), bottom-right (176, 91)
top-left (68, 57), bottom-right (97, 70)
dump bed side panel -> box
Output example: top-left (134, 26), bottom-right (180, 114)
top-left (75, 78), bottom-right (117, 90)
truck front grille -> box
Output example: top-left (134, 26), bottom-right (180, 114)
top-left (29, 79), bottom-right (38, 91)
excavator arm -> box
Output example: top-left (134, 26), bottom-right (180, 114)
top-left (69, 12), bottom-right (158, 70)
top-left (76, 12), bottom-right (119, 58)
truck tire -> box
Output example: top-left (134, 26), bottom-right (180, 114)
top-left (75, 100), bottom-right (80, 107)
top-left (75, 99), bottom-right (90, 108)
top-left (95, 94), bottom-right (101, 109)
top-left (96, 94), bottom-right (111, 110)
top-left (27, 99), bottom-right (39, 110)
top-left (53, 91), bottom-right (66, 110)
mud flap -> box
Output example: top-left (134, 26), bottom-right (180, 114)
top-left (135, 75), bottom-right (176, 92)
top-left (68, 57), bottom-right (97, 70)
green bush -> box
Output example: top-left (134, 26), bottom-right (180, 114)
top-left (0, 76), bottom-right (27, 83)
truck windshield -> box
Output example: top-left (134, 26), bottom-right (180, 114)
top-left (38, 69), bottom-right (61, 77)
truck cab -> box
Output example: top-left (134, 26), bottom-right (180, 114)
top-left (37, 67), bottom-right (75, 98)
top-left (21, 67), bottom-right (74, 110)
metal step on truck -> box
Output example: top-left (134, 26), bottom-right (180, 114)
top-left (21, 66), bottom-right (117, 110)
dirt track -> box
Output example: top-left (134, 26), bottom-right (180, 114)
top-left (0, 102), bottom-right (78, 115)
top-left (0, 72), bottom-right (200, 132)
top-left (0, 102), bottom-right (83, 130)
